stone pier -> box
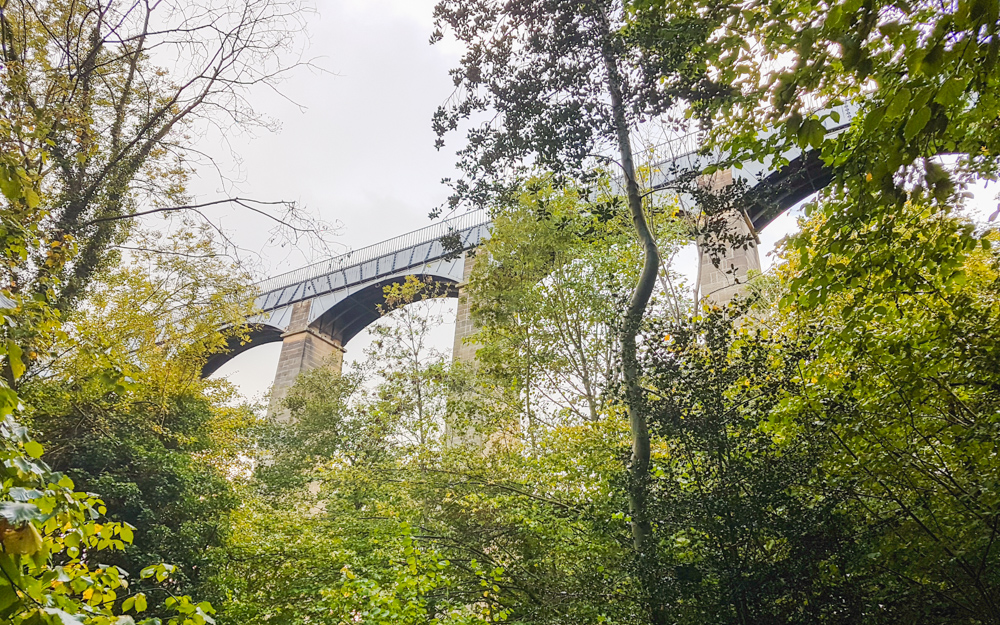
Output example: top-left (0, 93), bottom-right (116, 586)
top-left (698, 213), bottom-right (761, 305)
top-left (452, 251), bottom-right (479, 365)
top-left (696, 168), bottom-right (762, 305)
top-left (267, 299), bottom-right (344, 420)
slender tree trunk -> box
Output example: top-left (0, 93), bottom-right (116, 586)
top-left (598, 16), bottom-right (666, 625)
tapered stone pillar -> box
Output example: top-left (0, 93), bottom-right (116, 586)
top-left (698, 214), bottom-right (761, 305)
top-left (452, 251), bottom-right (479, 364)
top-left (267, 300), bottom-right (344, 420)
top-left (695, 169), bottom-right (761, 305)
top-left (446, 252), bottom-right (483, 446)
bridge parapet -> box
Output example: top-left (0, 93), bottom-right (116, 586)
top-left (253, 210), bottom-right (491, 316)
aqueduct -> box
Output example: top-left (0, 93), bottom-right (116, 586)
top-left (203, 103), bottom-right (857, 412)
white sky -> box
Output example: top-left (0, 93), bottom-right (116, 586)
top-left (194, 0), bottom-right (999, 403)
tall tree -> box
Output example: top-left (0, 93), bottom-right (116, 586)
top-left (0, 134), bottom-right (215, 625)
top-left (778, 206), bottom-right (1000, 622)
top-left (432, 3), bottom-right (722, 619)
top-left (468, 178), bottom-right (686, 426)
top-left (0, 0), bottom-right (312, 319)
top-left (641, 306), bottom-right (866, 624)
top-left (20, 226), bottom-right (259, 602)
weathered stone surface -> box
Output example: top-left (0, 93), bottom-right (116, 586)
top-left (267, 300), bottom-right (344, 421)
top-left (452, 252), bottom-right (479, 365)
top-left (696, 168), bottom-right (761, 305)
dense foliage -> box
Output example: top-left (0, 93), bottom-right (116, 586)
top-left (3, 0), bottom-right (999, 624)
top-left (0, 125), bottom-right (220, 624)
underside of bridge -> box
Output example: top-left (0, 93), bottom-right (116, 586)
top-left (265, 252), bottom-right (477, 420)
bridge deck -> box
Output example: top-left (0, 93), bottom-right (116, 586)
top-left (254, 211), bottom-right (491, 314)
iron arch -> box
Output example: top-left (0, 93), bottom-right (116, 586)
top-left (201, 273), bottom-right (461, 378)
top-left (201, 322), bottom-right (285, 378)
top-left (308, 273), bottom-right (460, 346)
top-left (744, 150), bottom-right (835, 231)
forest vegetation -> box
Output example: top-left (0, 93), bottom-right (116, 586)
top-left (0, 0), bottom-right (999, 624)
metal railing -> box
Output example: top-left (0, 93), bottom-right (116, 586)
top-left (254, 209), bottom-right (491, 296)
top-left (647, 101), bottom-right (858, 176)
top-left (657, 130), bottom-right (702, 162)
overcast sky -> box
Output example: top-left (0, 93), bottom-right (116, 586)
top-left (196, 0), bottom-right (998, 402)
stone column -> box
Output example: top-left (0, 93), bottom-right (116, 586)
top-left (695, 169), bottom-right (761, 305)
top-left (267, 299), bottom-right (344, 420)
top-left (698, 214), bottom-right (761, 305)
top-left (446, 252), bottom-right (483, 447)
top-left (452, 251), bottom-right (479, 364)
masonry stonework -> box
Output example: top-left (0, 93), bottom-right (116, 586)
top-left (267, 299), bottom-right (344, 421)
top-left (698, 214), bottom-right (761, 305)
top-left (696, 168), bottom-right (762, 305)
top-left (452, 251), bottom-right (479, 365)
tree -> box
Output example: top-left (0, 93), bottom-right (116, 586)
top-left (215, 271), bottom-right (655, 623)
top-left (0, 0), bottom-right (314, 321)
top-left (0, 414), bottom-right (216, 625)
top-left (640, 306), bottom-right (866, 624)
top-left (363, 276), bottom-right (455, 450)
top-left (772, 205), bottom-right (1000, 622)
top-left (19, 226), bottom-right (260, 602)
top-left (230, 370), bottom-right (647, 624)
top-left (0, 146), bottom-right (214, 625)
top-left (468, 178), bottom-right (686, 427)
top-left (319, 524), bottom-right (509, 625)
top-left (431, 2), bottom-right (724, 618)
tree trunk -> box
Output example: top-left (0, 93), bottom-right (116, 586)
top-left (598, 16), bottom-right (665, 625)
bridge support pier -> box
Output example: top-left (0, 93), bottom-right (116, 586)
top-left (452, 251), bottom-right (479, 365)
top-left (695, 169), bottom-right (761, 305)
top-left (446, 251), bottom-right (484, 446)
top-left (267, 300), bottom-right (344, 420)
top-left (697, 214), bottom-right (761, 305)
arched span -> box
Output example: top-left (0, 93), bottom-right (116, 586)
top-left (201, 322), bottom-right (284, 378)
top-left (745, 150), bottom-right (834, 230)
top-left (202, 269), bottom-right (463, 378)
top-left (310, 273), bottom-right (459, 346)
top-left (645, 103), bottom-right (858, 231)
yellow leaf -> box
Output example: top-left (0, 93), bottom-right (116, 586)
top-left (3, 524), bottom-right (43, 555)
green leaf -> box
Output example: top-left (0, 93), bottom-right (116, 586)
top-left (23, 441), bottom-right (43, 459)
top-left (0, 503), bottom-right (42, 524)
top-left (42, 608), bottom-right (86, 625)
top-left (23, 189), bottom-right (39, 210)
top-left (903, 107), bottom-right (931, 140)
top-left (5, 340), bottom-right (24, 380)
top-left (7, 488), bottom-right (42, 501)
top-left (0, 168), bottom-right (20, 202)
top-left (864, 106), bottom-right (886, 134)
top-left (0, 584), bottom-right (17, 613)
top-left (886, 88), bottom-right (911, 119)
top-left (935, 76), bottom-right (970, 105)
top-left (0, 388), bottom-right (17, 416)
top-left (800, 118), bottom-right (825, 148)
